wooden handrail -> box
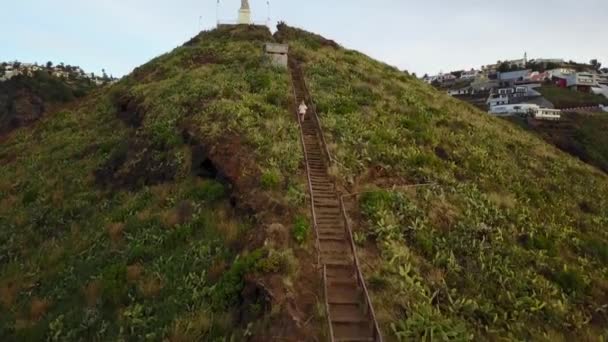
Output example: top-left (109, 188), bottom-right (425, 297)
top-left (323, 265), bottom-right (335, 342)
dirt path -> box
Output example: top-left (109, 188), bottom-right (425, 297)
top-left (289, 59), bottom-right (382, 342)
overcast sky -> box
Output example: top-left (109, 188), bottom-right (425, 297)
top-left (1, 0), bottom-right (607, 77)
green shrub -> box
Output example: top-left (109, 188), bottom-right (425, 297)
top-left (260, 169), bottom-right (282, 190)
top-left (391, 305), bottom-right (472, 341)
top-left (523, 234), bottom-right (556, 256)
top-left (552, 268), bottom-right (586, 295)
top-left (189, 180), bottom-right (226, 203)
top-left (211, 250), bottom-right (263, 310)
top-left (255, 251), bottom-right (285, 273)
top-left (101, 263), bottom-right (128, 306)
top-left (582, 238), bottom-right (608, 263)
top-left (293, 216), bottom-right (309, 244)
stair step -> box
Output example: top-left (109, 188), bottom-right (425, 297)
top-left (327, 283), bottom-right (361, 304)
top-left (325, 265), bottom-right (356, 279)
top-left (318, 234), bottom-right (345, 242)
top-left (330, 303), bottom-right (369, 323)
top-left (323, 258), bottom-right (353, 267)
top-left (320, 240), bottom-right (349, 252)
top-left (332, 322), bottom-right (375, 341)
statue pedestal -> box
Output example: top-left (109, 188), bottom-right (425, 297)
top-left (238, 9), bottom-right (251, 24)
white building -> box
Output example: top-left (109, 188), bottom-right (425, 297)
top-left (487, 94), bottom-right (510, 107)
top-left (460, 69), bottom-right (479, 80)
top-left (489, 103), bottom-right (561, 120)
top-left (534, 108), bottom-right (561, 121)
top-left (566, 72), bottom-right (598, 91)
top-left (489, 103), bottom-right (538, 116)
top-left (548, 68), bottom-right (576, 79)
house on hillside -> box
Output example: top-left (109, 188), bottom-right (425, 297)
top-left (489, 103), bottom-right (561, 120)
top-left (489, 103), bottom-right (538, 116)
top-left (534, 108), bottom-right (561, 121)
top-left (460, 69), bottom-right (479, 80)
top-left (471, 75), bottom-right (498, 92)
top-left (566, 72), bottom-right (598, 92)
top-left (549, 68), bottom-right (576, 88)
top-left (448, 87), bottom-right (473, 96)
top-left (425, 73), bottom-right (457, 86)
top-left (487, 94), bottom-right (509, 107)
top-left (498, 69), bottom-right (531, 87)
top-left (526, 71), bottom-right (550, 83)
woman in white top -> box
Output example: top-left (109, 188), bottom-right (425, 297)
top-left (298, 101), bottom-right (308, 123)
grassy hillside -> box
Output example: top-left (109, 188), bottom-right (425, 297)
top-left (280, 25), bottom-right (608, 340)
top-left (538, 84), bottom-right (608, 109)
top-left (0, 71), bottom-right (98, 134)
top-left (0, 25), bottom-right (317, 341)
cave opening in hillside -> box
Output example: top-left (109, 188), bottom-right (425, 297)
top-left (191, 145), bottom-right (219, 179)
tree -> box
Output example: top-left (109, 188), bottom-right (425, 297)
top-left (451, 70), bottom-right (463, 78)
top-left (46, 61), bottom-right (53, 69)
top-left (590, 59), bottom-right (602, 70)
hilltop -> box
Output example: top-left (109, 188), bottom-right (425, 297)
top-left (1, 24), bottom-right (607, 341)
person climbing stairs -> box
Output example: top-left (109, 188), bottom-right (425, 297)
top-left (289, 58), bottom-right (382, 342)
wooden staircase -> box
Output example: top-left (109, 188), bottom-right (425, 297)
top-left (289, 59), bottom-right (382, 342)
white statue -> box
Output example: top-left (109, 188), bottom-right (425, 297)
top-left (238, 0), bottom-right (251, 24)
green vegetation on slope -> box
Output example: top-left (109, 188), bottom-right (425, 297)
top-left (538, 84), bottom-right (608, 109)
top-left (281, 24), bottom-right (608, 340)
top-left (0, 25), bottom-right (307, 340)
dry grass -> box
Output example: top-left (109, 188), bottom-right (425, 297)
top-left (82, 280), bottom-right (102, 307)
top-left (51, 189), bottom-right (64, 206)
top-left (487, 191), bottom-right (517, 210)
top-left (137, 208), bottom-right (153, 221)
top-left (139, 276), bottom-right (163, 298)
top-left (107, 222), bottom-right (125, 245)
top-left (151, 183), bottom-right (173, 204)
top-left (428, 198), bottom-right (459, 231)
top-left (0, 281), bottom-right (20, 309)
top-left (0, 195), bottom-right (17, 214)
top-left (161, 209), bottom-right (181, 228)
top-left (168, 311), bottom-right (212, 342)
top-left (29, 298), bottom-right (51, 321)
top-left (127, 264), bottom-right (144, 283)
top-left (216, 207), bottom-right (240, 246)
top-left (208, 260), bottom-right (227, 282)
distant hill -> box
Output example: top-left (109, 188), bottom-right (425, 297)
top-left (520, 112), bottom-right (608, 173)
top-left (537, 85), bottom-right (608, 109)
top-left (0, 69), bottom-right (101, 134)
